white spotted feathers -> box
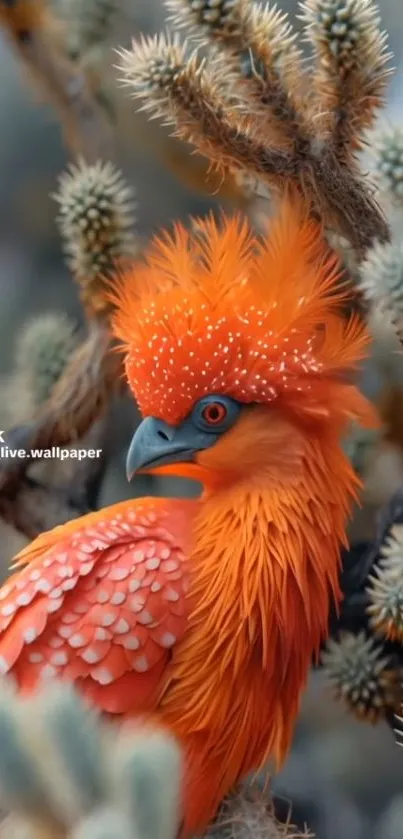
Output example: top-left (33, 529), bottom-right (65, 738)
top-left (0, 500), bottom-right (192, 713)
top-left (111, 199), bottom-right (370, 425)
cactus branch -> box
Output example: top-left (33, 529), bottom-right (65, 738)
top-left (118, 20), bottom-right (391, 256)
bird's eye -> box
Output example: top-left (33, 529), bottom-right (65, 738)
top-left (191, 395), bottom-right (241, 434)
top-left (202, 402), bottom-right (227, 425)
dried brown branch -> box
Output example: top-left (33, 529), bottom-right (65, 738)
top-left (206, 783), bottom-right (314, 839)
top-left (0, 324), bottom-right (123, 486)
top-left (0, 4), bottom-right (114, 160)
top-left (33, 326), bottom-right (123, 447)
top-left (0, 476), bottom-right (89, 541)
top-left (299, 147), bottom-right (389, 253)
top-left (0, 328), bottom-right (124, 538)
top-left (0, 418), bottom-right (114, 541)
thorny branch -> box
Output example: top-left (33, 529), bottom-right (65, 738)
top-left (119, 0), bottom-right (392, 255)
top-left (0, 2), bottom-right (116, 162)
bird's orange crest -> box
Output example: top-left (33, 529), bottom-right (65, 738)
top-left (111, 198), bottom-right (372, 425)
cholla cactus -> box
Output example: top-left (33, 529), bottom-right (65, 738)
top-left (0, 680), bottom-right (182, 839)
top-left (53, 0), bottom-right (118, 65)
top-left (367, 525), bottom-right (403, 642)
top-left (301, 0), bottom-right (390, 152)
top-left (15, 313), bottom-right (80, 409)
top-left (165, 0), bottom-right (302, 133)
top-left (0, 377), bottom-right (34, 430)
top-left (343, 424), bottom-right (380, 477)
top-left (0, 681), bottom-right (314, 839)
top-left (358, 239), bottom-right (403, 344)
top-left (321, 631), bottom-right (402, 722)
top-left (0, 314), bottom-right (79, 429)
top-left (54, 160), bottom-right (138, 316)
top-left (7, 160), bottom-right (139, 462)
top-left (373, 125), bottom-right (403, 203)
top-left (366, 302), bottom-right (403, 380)
top-left (118, 0), bottom-right (392, 256)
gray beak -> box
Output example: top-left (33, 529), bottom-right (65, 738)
top-left (126, 416), bottom-right (206, 481)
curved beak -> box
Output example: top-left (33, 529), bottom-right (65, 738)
top-left (126, 416), bottom-right (210, 482)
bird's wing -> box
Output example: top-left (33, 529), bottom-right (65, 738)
top-left (0, 498), bottom-right (193, 714)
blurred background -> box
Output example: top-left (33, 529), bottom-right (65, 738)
top-left (1, 0), bottom-right (403, 836)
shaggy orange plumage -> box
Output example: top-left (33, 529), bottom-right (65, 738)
top-left (112, 200), bottom-right (371, 427)
top-left (0, 198), bottom-right (376, 836)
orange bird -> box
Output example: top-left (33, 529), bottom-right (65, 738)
top-left (0, 199), bottom-right (375, 835)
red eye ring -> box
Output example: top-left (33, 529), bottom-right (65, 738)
top-left (201, 401), bottom-right (227, 425)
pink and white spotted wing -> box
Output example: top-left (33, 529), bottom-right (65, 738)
top-left (0, 498), bottom-right (194, 713)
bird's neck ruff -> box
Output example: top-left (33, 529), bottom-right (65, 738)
top-left (164, 426), bottom-right (357, 771)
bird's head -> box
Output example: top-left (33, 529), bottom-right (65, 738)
top-left (111, 199), bottom-right (376, 494)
